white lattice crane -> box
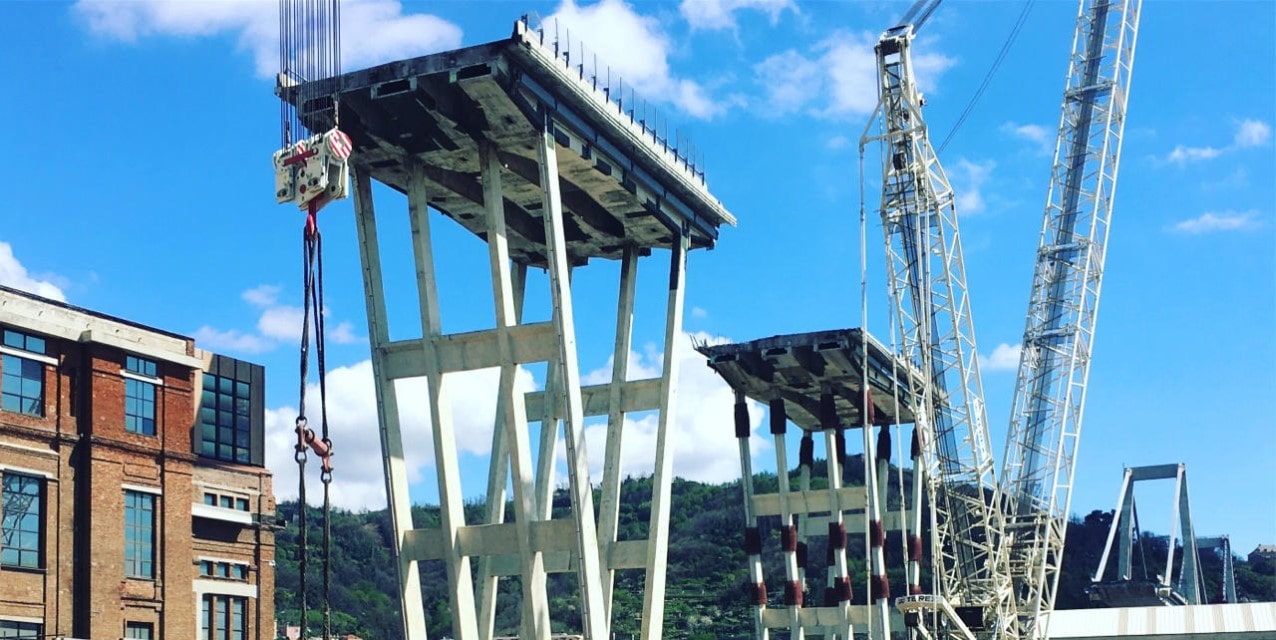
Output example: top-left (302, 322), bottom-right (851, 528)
top-left (864, 0), bottom-right (1142, 638)
top-left (998, 0), bottom-right (1141, 637)
top-left (860, 3), bottom-right (1013, 636)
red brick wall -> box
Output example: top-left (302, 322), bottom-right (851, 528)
top-left (1, 330), bottom-right (275, 640)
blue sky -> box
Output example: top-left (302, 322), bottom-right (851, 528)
top-left (0, 0), bottom-right (1272, 557)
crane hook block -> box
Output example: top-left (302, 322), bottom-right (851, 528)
top-left (274, 127), bottom-right (353, 213)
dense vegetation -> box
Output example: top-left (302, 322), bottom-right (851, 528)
top-left (274, 463), bottom-right (1275, 639)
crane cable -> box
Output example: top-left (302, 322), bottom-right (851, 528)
top-left (281, 1), bottom-right (342, 638)
top-left (936, 1), bottom-right (1035, 155)
top-left (295, 203), bottom-right (336, 640)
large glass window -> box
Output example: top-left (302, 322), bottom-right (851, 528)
top-left (1, 329), bottom-right (46, 417)
top-left (124, 491), bottom-right (156, 579)
top-left (1, 473), bottom-right (42, 569)
top-left (200, 374), bottom-right (251, 463)
top-left (124, 356), bottom-right (158, 436)
top-left (200, 594), bottom-right (246, 640)
top-left (124, 622), bottom-right (153, 640)
top-left (0, 620), bottom-right (42, 638)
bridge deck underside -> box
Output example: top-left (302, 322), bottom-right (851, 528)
top-left (699, 328), bottom-right (923, 430)
top-left (284, 34), bottom-right (733, 267)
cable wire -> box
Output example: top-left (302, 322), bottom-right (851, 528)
top-left (936, 1), bottom-right (1035, 155)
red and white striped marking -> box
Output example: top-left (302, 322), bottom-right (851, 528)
top-left (327, 130), bottom-right (352, 158)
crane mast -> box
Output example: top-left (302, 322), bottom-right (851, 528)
top-left (998, 0), bottom-right (1141, 636)
top-left (863, 15), bottom-right (1012, 636)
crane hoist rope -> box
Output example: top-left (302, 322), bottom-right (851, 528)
top-left (274, 1), bottom-right (348, 639)
top-left (935, 1), bottom-right (1035, 155)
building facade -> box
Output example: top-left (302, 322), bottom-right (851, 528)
top-left (1250, 544), bottom-right (1276, 568)
top-left (0, 285), bottom-right (274, 640)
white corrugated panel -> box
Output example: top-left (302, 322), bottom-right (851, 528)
top-left (1047, 602), bottom-right (1276, 638)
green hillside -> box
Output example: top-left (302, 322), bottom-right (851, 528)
top-left (274, 467), bottom-right (1275, 639)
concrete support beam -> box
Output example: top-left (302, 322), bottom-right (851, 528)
top-left (822, 427), bottom-right (852, 640)
top-left (351, 168), bottom-right (429, 640)
top-left (597, 246), bottom-right (638, 619)
top-left (773, 430), bottom-right (804, 640)
top-left (735, 393), bottom-right (769, 640)
top-left (640, 232), bottom-right (688, 640)
top-left (407, 160), bottom-right (481, 640)
top-left (380, 322), bottom-right (557, 378)
top-left (538, 111), bottom-right (609, 640)
top-left (404, 520), bottom-right (579, 561)
top-left (523, 377), bottom-right (661, 420)
top-left (751, 487), bottom-right (869, 517)
top-left (480, 143), bottom-right (552, 640)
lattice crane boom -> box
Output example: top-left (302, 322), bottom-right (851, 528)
top-left (998, 0), bottom-right (1141, 637)
top-left (862, 15), bottom-right (1012, 636)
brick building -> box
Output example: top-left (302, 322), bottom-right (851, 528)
top-left (0, 285), bottom-right (274, 639)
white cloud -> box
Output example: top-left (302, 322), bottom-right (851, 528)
top-left (242, 284), bottom-right (281, 307)
top-left (329, 322), bottom-right (359, 344)
top-left (1233, 119), bottom-right (1271, 148)
top-left (680, 0), bottom-right (795, 31)
top-left (571, 331), bottom-right (770, 485)
top-left (820, 35), bottom-right (885, 117)
top-left (826, 135), bottom-right (851, 151)
top-left (269, 360), bottom-right (535, 509)
top-left (194, 284), bottom-right (359, 356)
top-left (690, 306), bottom-right (709, 319)
top-left (1002, 121), bottom-right (1051, 153)
top-left (547, 0), bottom-right (729, 119)
top-left (754, 49), bottom-right (823, 116)
top-left (754, 31), bottom-right (954, 119)
top-left (1163, 119), bottom-right (1271, 165)
top-left (952, 158), bottom-right (994, 215)
top-left (0, 242), bottom-right (67, 302)
top-left (72, 0), bottom-right (462, 78)
top-left (192, 326), bottom-right (273, 354)
top-left (258, 305), bottom-right (304, 342)
top-left (1171, 210), bottom-right (1262, 235)
top-left (1166, 144), bottom-right (1224, 165)
top-left (979, 342), bottom-right (1021, 372)
top-left (338, 2), bottom-right (463, 73)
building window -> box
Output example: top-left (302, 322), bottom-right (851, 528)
top-left (125, 622), bottom-right (154, 639)
top-left (124, 490), bottom-right (156, 579)
top-left (199, 559), bottom-right (250, 581)
top-left (1, 473), bottom-right (42, 569)
top-left (1, 329), bottom-right (46, 417)
top-left (200, 374), bottom-right (251, 463)
top-left (201, 594), bottom-right (247, 640)
top-left (124, 356), bottom-right (158, 436)
top-left (202, 491), bottom-right (251, 512)
top-left (0, 620), bottom-right (41, 638)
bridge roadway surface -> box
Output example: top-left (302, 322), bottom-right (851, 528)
top-left (1046, 602), bottom-right (1276, 639)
